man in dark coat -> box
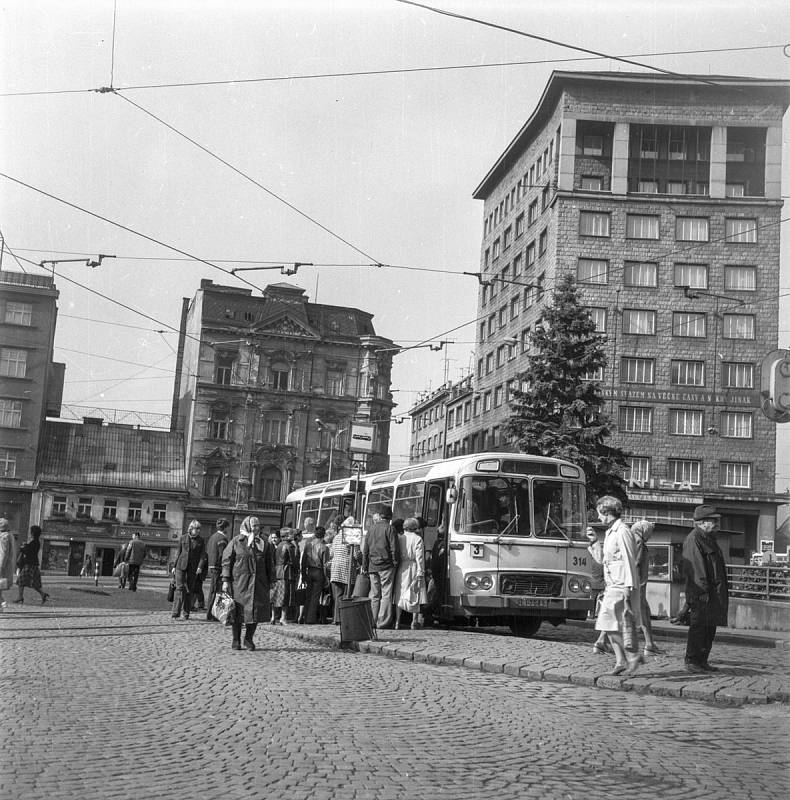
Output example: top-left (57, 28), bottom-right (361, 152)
top-left (124, 532), bottom-right (147, 591)
top-left (682, 505), bottom-right (729, 673)
top-left (362, 508), bottom-right (400, 629)
top-left (171, 520), bottom-right (206, 620)
top-left (204, 518), bottom-right (230, 621)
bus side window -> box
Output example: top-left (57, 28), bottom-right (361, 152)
top-left (425, 484), bottom-right (442, 527)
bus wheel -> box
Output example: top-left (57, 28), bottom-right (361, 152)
top-left (509, 617), bottom-right (542, 637)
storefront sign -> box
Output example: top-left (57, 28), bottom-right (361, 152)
top-left (43, 519), bottom-right (115, 538)
top-left (605, 387), bottom-right (758, 407)
top-left (627, 489), bottom-right (703, 504)
top-left (628, 478), bottom-right (702, 494)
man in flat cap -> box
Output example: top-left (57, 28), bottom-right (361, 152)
top-left (681, 505), bottom-right (729, 673)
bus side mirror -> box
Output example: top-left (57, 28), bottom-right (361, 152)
top-left (446, 486), bottom-right (458, 505)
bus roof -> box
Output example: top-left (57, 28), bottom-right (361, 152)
top-left (284, 452), bottom-right (584, 502)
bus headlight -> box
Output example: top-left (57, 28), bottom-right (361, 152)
top-left (465, 574), bottom-right (492, 591)
top-left (581, 579), bottom-right (592, 594)
top-left (568, 577), bottom-right (581, 593)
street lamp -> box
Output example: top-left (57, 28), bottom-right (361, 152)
top-left (315, 418), bottom-right (347, 481)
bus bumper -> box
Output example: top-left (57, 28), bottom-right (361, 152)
top-left (459, 594), bottom-right (593, 618)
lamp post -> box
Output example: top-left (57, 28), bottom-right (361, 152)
top-left (315, 418), bottom-right (347, 481)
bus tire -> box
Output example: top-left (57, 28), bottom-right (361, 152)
top-left (509, 617), bottom-right (542, 637)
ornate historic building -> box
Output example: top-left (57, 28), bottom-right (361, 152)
top-left (172, 280), bottom-right (396, 533)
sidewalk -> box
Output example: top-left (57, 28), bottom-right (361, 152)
top-left (267, 617), bottom-right (790, 707)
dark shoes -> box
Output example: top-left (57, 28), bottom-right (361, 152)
top-left (242, 639), bottom-right (256, 651)
top-left (41, 593), bottom-right (49, 605)
top-left (231, 640), bottom-right (241, 650)
top-left (685, 662), bottom-right (707, 674)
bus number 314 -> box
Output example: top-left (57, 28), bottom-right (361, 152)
top-left (572, 556), bottom-right (587, 567)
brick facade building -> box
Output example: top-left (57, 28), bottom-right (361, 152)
top-left (410, 72), bottom-right (788, 609)
top-left (172, 280), bottom-right (396, 534)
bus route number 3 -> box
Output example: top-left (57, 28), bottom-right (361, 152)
top-left (572, 555), bottom-right (587, 567)
top-left (471, 543), bottom-right (484, 559)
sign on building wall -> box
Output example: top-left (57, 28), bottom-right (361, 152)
top-left (349, 423), bottom-right (375, 454)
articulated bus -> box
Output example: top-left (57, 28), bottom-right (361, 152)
top-left (282, 452), bottom-right (595, 636)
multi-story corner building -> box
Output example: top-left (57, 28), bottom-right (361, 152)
top-left (412, 71), bottom-right (789, 615)
top-left (0, 271), bottom-right (63, 534)
top-left (172, 280), bottom-right (396, 533)
top-left (32, 417), bottom-right (187, 575)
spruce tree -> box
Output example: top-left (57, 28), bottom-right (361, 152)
top-left (504, 274), bottom-right (628, 505)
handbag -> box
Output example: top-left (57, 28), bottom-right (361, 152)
top-left (166, 576), bottom-right (176, 603)
top-left (211, 591), bottom-right (236, 625)
top-left (352, 572), bottom-right (370, 598)
top-left (319, 590), bottom-right (332, 607)
top-left (113, 562), bottom-right (126, 578)
top-left (294, 585), bottom-right (307, 606)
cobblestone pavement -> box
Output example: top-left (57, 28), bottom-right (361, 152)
top-left (0, 590), bottom-right (788, 800)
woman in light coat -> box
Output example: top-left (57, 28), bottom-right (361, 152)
top-left (221, 516), bottom-right (275, 651)
top-left (0, 518), bottom-right (19, 609)
top-left (394, 517), bottom-right (428, 630)
top-left (594, 496), bottom-right (642, 676)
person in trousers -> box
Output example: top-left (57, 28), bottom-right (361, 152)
top-left (204, 518), bottom-right (230, 621)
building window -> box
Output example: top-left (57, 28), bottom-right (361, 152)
top-left (215, 353), bottom-right (234, 385)
top-left (725, 218), bottom-right (757, 244)
top-left (579, 211), bottom-right (610, 237)
top-left (578, 258), bottom-right (608, 284)
top-left (503, 226), bottom-right (512, 250)
top-left (447, 409), bottom-right (455, 428)
top-left (510, 296), bottom-right (520, 320)
top-left (498, 306), bottom-right (507, 328)
top-left (485, 353), bottom-right (494, 374)
top-left (722, 362), bottom-right (754, 389)
top-left (723, 314), bottom-right (755, 340)
top-left (667, 181), bottom-right (687, 195)
top-left (671, 360), bottom-right (705, 386)
top-left (538, 229), bottom-right (548, 255)
top-left (325, 369), bottom-right (345, 396)
top-left (528, 200), bottom-right (539, 226)
top-left (152, 503), bottom-right (167, 523)
top-left (513, 253), bottom-right (523, 276)
top-left (128, 501), bottom-right (142, 522)
top-left (675, 217), bottom-right (709, 242)
top-left (622, 309), bottom-right (656, 335)
top-left (582, 135), bottom-right (603, 156)
top-left (720, 462), bottom-right (751, 489)
top-left (488, 315), bottom-right (496, 336)
top-left (669, 409), bottom-right (703, 436)
top-left (492, 239), bottom-right (501, 260)
top-left (0, 399), bottom-right (23, 427)
top-left (674, 263), bottom-right (708, 290)
top-left (494, 385), bottom-right (504, 408)
top-left (627, 457), bottom-right (650, 483)
top-left (477, 358), bottom-right (483, 379)
top-left (721, 411), bottom-right (752, 439)
top-left (102, 499), bottom-right (118, 520)
top-left (668, 459), bottom-right (701, 486)
top-left (626, 214), bottom-right (659, 239)
top-left (541, 186), bottom-right (550, 211)
top-left (0, 449), bottom-right (16, 478)
top-left (589, 308), bottom-right (607, 333)
top-left (515, 213), bottom-right (525, 238)
top-left (464, 402), bottom-right (471, 423)
top-left (621, 357), bottom-right (655, 384)
top-left (582, 367), bottom-right (604, 381)
top-left (619, 406), bottom-right (653, 433)
top-left (672, 312), bottom-right (706, 338)
top-left (209, 412), bottom-right (230, 440)
top-left (483, 392), bottom-right (492, 412)
top-left (52, 496), bottom-right (68, 516)
top-left (636, 181), bottom-right (659, 194)
top-left (479, 322), bottom-right (486, 342)
top-left (266, 418), bottom-right (288, 444)
top-left (726, 183), bottom-right (745, 197)
top-left (259, 467), bottom-right (283, 502)
top-left (525, 241), bottom-right (536, 267)
top-left (473, 396), bottom-right (481, 416)
top-left (203, 469), bottom-right (224, 498)
top-left (271, 366), bottom-right (290, 390)
top-left (623, 262), bottom-right (657, 288)
top-left (496, 345), bottom-right (505, 367)
top-left (724, 266), bottom-right (756, 291)
top-left (76, 497), bottom-right (92, 517)
top-left (520, 328), bottom-right (531, 353)
top-left (0, 348), bottom-right (27, 378)
top-left (4, 302), bottom-right (32, 326)
top-left (581, 176), bottom-right (603, 190)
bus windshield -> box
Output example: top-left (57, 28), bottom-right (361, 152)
top-left (455, 475), bottom-right (585, 540)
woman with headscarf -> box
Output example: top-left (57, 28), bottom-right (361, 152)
top-left (221, 516), bottom-right (275, 650)
top-left (594, 496), bottom-right (642, 676)
top-left (394, 517), bottom-right (428, 630)
top-left (171, 520), bottom-right (206, 620)
top-left (14, 526), bottom-right (48, 604)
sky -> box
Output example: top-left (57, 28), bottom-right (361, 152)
top-left (1, 0), bottom-right (789, 491)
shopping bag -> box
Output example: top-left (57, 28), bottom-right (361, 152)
top-left (211, 591), bottom-right (236, 625)
top-left (113, 561), bottom-right (126, 578)
top-left (352, 572), bottom-right (370, 598)
top-left (166, 577), bottom-right (176, 603)
top-left (320, 590), bottom-right (332, 607)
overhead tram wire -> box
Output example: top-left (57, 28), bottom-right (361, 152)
top-left (0, 172), bottom-right (267, 296)
top-left (0, 44), bottom-right (784, 97)
top-left (110, 92), bottom-right (380, 264)
top-left (395, 0), bottom-right (749, 91)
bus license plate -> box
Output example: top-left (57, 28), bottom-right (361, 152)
top-left (513, 597), bottom-right (548, 608)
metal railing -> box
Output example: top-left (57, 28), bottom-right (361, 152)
top-left (727, 564), bottom-right (790, 602)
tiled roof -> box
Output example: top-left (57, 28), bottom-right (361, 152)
top-left (38, 421), bottom-right (186, 493)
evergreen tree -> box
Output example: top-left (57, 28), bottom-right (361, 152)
top-left (504, 274), bottom-right (628, 505)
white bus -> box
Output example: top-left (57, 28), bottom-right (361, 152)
top-left (282, 452), bottom-right (595, 636)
